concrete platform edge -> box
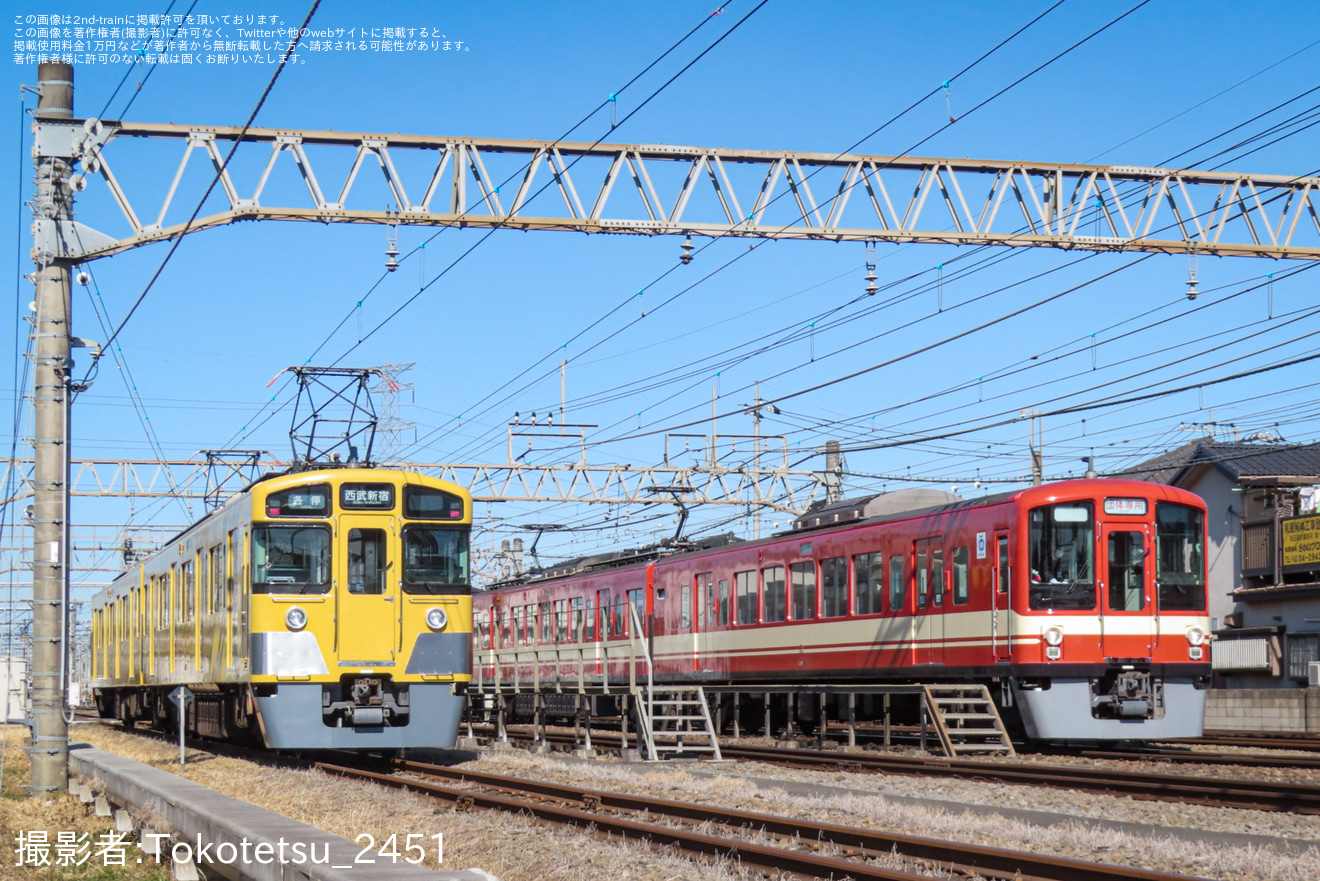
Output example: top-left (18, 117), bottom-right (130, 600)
top-left (69, 743), bottom-right (497, 881)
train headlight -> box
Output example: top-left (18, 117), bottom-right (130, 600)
top-left (1043, 626), bottom-right (1064, 647)
top-left (425, 607), bottom-right (448, 631)
top-left (1186, 627), bottom-right (1206, 646)
top-left (285, 606), bottom-right (308, 631)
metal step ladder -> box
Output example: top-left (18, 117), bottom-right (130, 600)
top-left (922, 684), bottom-right (1016, 757)
top-left (634, 686), bottom-right (723, 761)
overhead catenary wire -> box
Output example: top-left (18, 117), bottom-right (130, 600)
top-left (220, 1), bottom-right (765, 452)
top-left (81, 0), bottom-right (323, 379)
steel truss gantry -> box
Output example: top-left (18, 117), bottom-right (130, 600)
top-left (39, 119), bottom-right (1320, 262)
top-left (0, 457), bottom-right (831, 515)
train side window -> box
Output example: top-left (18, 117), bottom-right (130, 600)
top-left (717, 579), bottom-right (730, 626)
top-left (952, 546), bottom-right (970, 605)
top-left (513, 606), bottom-right (525, 645)
top-left (614, 596), bottom-right (626, 636)
top-left (213, 544), bottom-right (226, 611)
top-left (586, 599), bottom-right (597, 640)
top-left (695, 573), bottom-right (712, 627)
top-left (681, 584), bottom-right (692, 630)
top-left (820, 557), bottom-right (847, 617)
top-left (555, 599), bottom-right (568, 642)
top-left (790, 561), bottom-right (817, 620)
top-left (501, 609), bottom-right (512, 647)
top-left (734, 571), bottom-right (757, 625)
top-left (932, 548), bottom-right (945, 607)
top-left (540, 601), bottom-right (553, 643)
top-left (852, 553), bottom-right (882, 614)
top-left (347, 529), bottom-right (386, 595)
top-left (762, 566), bottom-right (786, 623)
top-left (627, 588), bottom-right (644, 633)
top-left (889, 555), bottom-right (906, 611)
top-left (571, 597), bottom-right (585, 641)
top-left (199, 552), bottom-right (210, 615)
top-left (997, 537), bottom-right (1009, 594)
top-left (180, 561), bottom-right (194, 623)
top-left (916, 549), bottom-right (928, 608)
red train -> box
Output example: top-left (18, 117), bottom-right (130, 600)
top-left (473, 478), bottom-right (1212, 740)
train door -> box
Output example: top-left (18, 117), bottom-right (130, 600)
top-left (336, 516), bottom-right (396, 664)
top-left (1099, 523), bottom-right (1154, 658)
top-left (992, 532), bottom-right (1012, 662)
top-left (914, 538), bottom-right (945, 664)
top-left (695, 572), bottom-right (714, 672)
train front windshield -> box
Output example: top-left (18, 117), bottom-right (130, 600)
top-left (1028, 502), bottom-right (1095, 610)
top-left (402, 527), bottom-right (470, 594)
top-left (1155, 502), bottom-right (1206, 611)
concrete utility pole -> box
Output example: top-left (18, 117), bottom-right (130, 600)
top-left (29, 61), bottom-right (74, 793)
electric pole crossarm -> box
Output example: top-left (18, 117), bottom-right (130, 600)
top-left (51, 119), bottom-right (1320, 261)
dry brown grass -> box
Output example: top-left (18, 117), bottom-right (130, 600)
top-left (0, 725), bottom-right (170, 881)
top-left (471, 748), bottom-right (1320, 881)
top-left (74, 725), bottom-right (765, 881)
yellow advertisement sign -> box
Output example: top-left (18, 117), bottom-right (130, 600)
top-left (1282, 515), bottom-right (1320, 568)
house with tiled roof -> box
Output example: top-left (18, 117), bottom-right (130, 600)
top-left (1124, 439), bottom-right (1320, 690)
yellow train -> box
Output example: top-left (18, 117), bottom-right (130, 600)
top-left (90, 467), bottom-right (473, 750)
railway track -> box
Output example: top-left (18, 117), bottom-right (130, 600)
top-left (478, 727), bottom-right (1320, 814)
top-left (315, 757), bottom-right (1210, 881)
top-left (1163, 732), bottom-right (1320, 753)
top-left (101, 721), bottom-right (1208, 881)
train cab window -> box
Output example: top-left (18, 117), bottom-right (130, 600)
top-left (681, 585), bottom-right (692, 630)
top-left (1155, 503), bottom-right (1206, 611)
top-left (1028, 503), bottom-right (1096, 611)
top-left (852, 553), bottom-right (882, 615)
top-left (717, 579), bottom-right (730, 626)
top-left (821, 557), bottom-right (846, 618)
top-left (952, 546), bottom-right (970, 605)
top-left (347, 528), bottom-right (386, 594)
top-left (762, 566), bottom-right (786, 623)
top-left (252, 525), bottom-right (331, 594)
top-left (790, 561), bottom-right (817, 620)
top-left (1107, 531), bottom-right (1146, 612)
top-left (889, 555), bottom-right (906, 612)
top-left (402, 527), bottom-right (469, 594)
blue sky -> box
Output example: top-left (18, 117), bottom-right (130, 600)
top-left (5, 0), bottom-right (1320, 585)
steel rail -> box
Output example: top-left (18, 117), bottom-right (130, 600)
top-left (719, 744), bottom-right (1320, 814)
top-left (478, 727), bottom-right (1320, 813)
top-left (314, 759), bottom-right (1206, 881)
